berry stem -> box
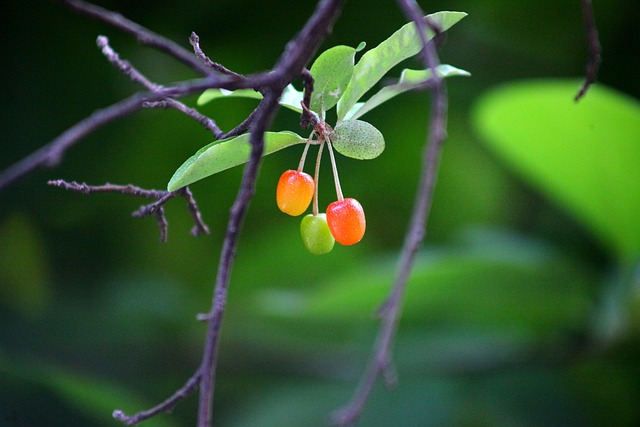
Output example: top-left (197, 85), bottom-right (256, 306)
top-left (297, 137), bottom-right (313, 171)
top-left (313, 140), bottom-right (325, 216)
top-left (326, 140), bottom-right (344, 202)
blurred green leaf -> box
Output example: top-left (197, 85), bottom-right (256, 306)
top-left (167, 130), bottom-right (306, 191)
top-left (590, 262), bottom-right (640, 344)
top-left (221, 370), bottom-right (593, 427)
top-left (346, 65), bottom-right (470, 120)
top-left (473, 80), bottom-right (640, 261)
top-left (309, 44), bottom-right (364, 114)
top-left (0, 213), bottom-right (52, 316)
top-left (0, 352), bottom-right (177, 427)
top-left (221, 377), bottom-right (459, 427)
top-left (336, 11), bottom-right (467, 121)
top-left (221, 380), bottom-right (346, 427)
top-left (257, 230), bottom-right (593, 335)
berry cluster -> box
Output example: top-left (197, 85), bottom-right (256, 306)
top-left (276, 130), bottom-right (366, 255)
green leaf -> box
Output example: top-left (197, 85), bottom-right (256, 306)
top-left (473, 80), bottom-right (640, 261)
top-left (330, 119), bottom-right (385, 160)
top-left (197, 88), bottom-right (262, 105)
top-left (336, 11), bottom-right (467, 121)
top-left (278, 84), bottom-right (306, 113)
top-left (197, 84), bottom-right (305, 113)
top-left (345, 65), bottom-right (471, 120)
top-left (308, 44), bottom-right (364, 115)
top-left (168, 131), bottom-right (306, 191)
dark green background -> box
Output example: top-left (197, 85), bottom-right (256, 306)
top-left (1, 1), bottom-right (638, 426)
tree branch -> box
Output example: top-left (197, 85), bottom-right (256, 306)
top-left (333, 1), bottom-right (448, 424)
top-left (96, 36), bottom-right (223, 138)
top-left (195, 2), bottom-right (344, 424)
top-left (0, 94), bottom-right (146, 190)
top-left (0, 69), bottom-right (273, 191)
top-left (177, 186), bottom-right (211, 237)
top-left (113, 370), bottom-right (202, 425)
top-left (300, 68), bottom-right (315, 129)
top-left (47, 180), bottom-right (209, 242)
top-left (57, 0), bottom-right (213, 76)
top-left (96, 35), bottom-right (223, 138)
top-left (189, 32), bottom-right (245, 79)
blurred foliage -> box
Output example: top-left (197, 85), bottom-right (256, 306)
top-left (474, 80), bottom-right (640, 262)
top-left (1, 0), bottom-right (639, 426)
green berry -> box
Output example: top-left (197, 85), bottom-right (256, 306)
top-left (300, 213), bottom-right (335, 255)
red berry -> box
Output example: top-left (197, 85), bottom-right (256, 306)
top-left (326, 198), bottom-right (366, 245)
top-left (276, 170), bottom-right (315, 216)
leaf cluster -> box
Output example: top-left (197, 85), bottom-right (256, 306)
top-left (167, 11), bottom-right (469, 192)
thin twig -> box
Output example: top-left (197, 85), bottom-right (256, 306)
top-left (112, 370), bottom-right (202, 425)
top-left (333, 1), bottom-right (448, 424)
top-left (300, 68), bottom-right (315, 129)
top-left (0, 94), bottom-right (146, 190)
top-left (131, 192), bottom-right (177, 216)
top-left (48, 180), bottom-right (164, 198)
top-left (58, 0), bottom-right (213, 76)
top-left (220, 103), bottom-right (264, 140)
top-left (97, 35), bottom-right (159, 89)
top-left (48, 180), bottom-right (209, 242)
top-left (575, 0), bottom-right (601, 101)
top-left (178, 186), bottom-right (210, 237)
top-left (190, 32), bottom-right (245, 79)
top-left (0, 71), bottom-right (270, 191)
top-left (97, 35), bottom-right (223, 138)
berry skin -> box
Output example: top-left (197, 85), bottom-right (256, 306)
top-left (300, 214), bottom-right (335, 255)
top-left (276, 170), bottom-right (315, 216)
top-left (326, 198), bottom-right (366, 246)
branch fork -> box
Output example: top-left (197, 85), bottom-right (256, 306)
top-left (48, 180), bottom-right (209, 242)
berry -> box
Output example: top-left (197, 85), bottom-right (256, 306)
top-left (326, 198), bottom-right (366, 246)
top-left (300, 214), bottom-right (335, 255)
top-left (276, 170), bottom-right (315, 216)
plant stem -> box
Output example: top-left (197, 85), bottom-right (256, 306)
top-left (326, 141), bottom-right (344, 201)
top-left (313, 141), bottom-right (325, 216)
top-left (298, 139), bottom-right (312, 171)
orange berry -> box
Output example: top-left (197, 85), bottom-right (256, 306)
top-left (276, 170), bottom-right (315, 216)
top-left (326, 198), bottom-right (366, 245)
